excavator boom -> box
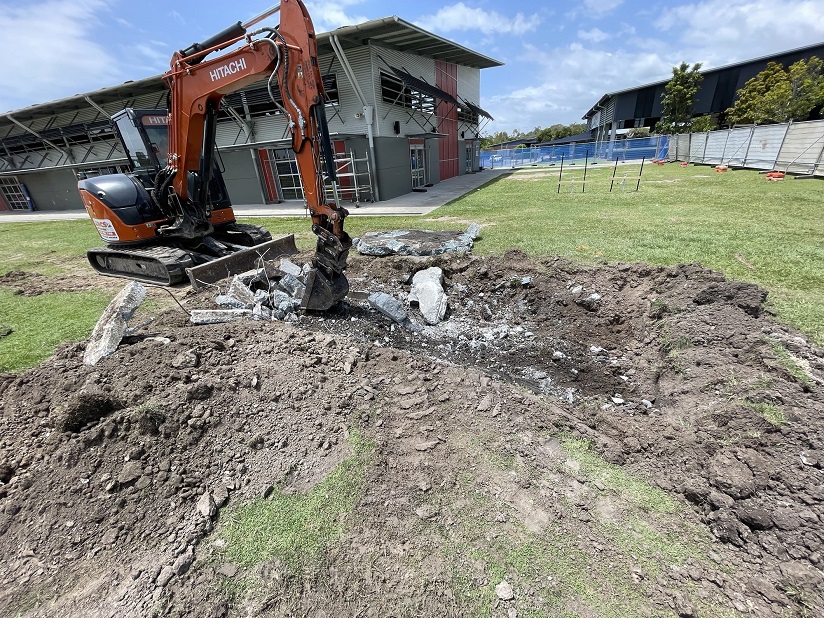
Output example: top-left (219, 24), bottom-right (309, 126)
top-left (79, 0), bottom-right (349, 309)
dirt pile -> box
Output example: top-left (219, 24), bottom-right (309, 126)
top-left (1, 250), bottom-right (823, 617)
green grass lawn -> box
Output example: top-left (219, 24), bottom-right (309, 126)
top-left (0, 162), bottom-right (821, 371)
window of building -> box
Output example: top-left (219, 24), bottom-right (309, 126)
top-left (0, 176), bottom-right (31, 210)
top-left (221, 74), bottom-right (339, 119)
top-left (380, 72), bottom-right (435, 115)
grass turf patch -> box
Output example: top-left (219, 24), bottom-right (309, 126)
top-left (219, 430), bottom-right (373, 570)
top-left (0, 288), bottom-right (112, 371)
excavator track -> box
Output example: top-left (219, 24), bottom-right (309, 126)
top-left (87, 245), bottom-right (197, 286)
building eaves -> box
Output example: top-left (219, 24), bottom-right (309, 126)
top-left (319, 16), bottom-right (503, 69)
top-left (0, 15), bottom-right (502, 126)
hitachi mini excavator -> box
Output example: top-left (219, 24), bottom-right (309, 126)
top-left (78, 0), bottom-right (350, 310)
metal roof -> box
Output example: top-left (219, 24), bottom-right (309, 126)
top-left (0, 15), bottom-right (501, 126)
top-left (319, 16), bottom-right (502, 69)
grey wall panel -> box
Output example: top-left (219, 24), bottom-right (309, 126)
top-left (220, 149), bottom-right (265, 205)
top-left (674, 134), bottom-right (690, 160)
top-left (688, 133), bottom-right (707, 161)
top-left (24, 169), bottom-right (83, 210)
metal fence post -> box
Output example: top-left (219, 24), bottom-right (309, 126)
top-left (742, 126), bottom-right (755, 167)
top-left (774, 120), bottom-right (792, 171)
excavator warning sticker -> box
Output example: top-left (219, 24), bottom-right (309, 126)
top-left (93, 218), bottom-right (119, 242)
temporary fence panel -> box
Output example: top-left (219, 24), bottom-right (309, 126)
top-left (744, 124), bottom-right (788, 169)
top-left (688, 133), bottom-right (707, 162)
top-left (674, 134), bottom-right (690, 161)
top-left (703, 131), bottom-right (729, 165)
top-left (774, 120), bottom-right (824, 175)
top-left (722, 127), bottom-right (753, 166)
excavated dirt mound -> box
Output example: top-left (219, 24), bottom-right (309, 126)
top-left (1, 250), bottom-right (823, 617)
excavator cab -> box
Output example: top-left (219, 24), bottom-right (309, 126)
top-left (111, 108), bottom-right (231, 213)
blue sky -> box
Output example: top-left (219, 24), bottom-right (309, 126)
top-left (2, 0), bottom-right (823, 135)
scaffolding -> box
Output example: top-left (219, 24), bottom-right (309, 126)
top-left (326, 149), bottom-right (374, 207)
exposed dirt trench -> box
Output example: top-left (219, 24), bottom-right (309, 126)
top-left (1, 250), bottom-right (823, 617)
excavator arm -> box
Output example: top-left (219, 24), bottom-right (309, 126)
top-left (159, 0), bottom-right (349, 308)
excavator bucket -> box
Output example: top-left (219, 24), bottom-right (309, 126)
top-left (186, 234), bottom-right (299, 290)
top-left (301, 268), bottom-right (349, 311)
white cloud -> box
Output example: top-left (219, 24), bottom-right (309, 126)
top-left (415, 2), bottom-right (541, 36)
top-left (655, 0), bottom-right (824, 67)
top-left (582, 0), bottom-right (624, 16)
top-left (304, 0), bottom-right (370, 32)
top-left (0, 0), bottom-right (122, 113)
top-left (578, 28), bottom-right (610, 43)
top-left (484, 42), bottom-right (672, 133)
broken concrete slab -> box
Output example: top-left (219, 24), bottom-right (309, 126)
top-left (84, 281), bottom-right (147, 366)
top-left (409, 267), bottom-right (448, 325)
top-left (226, 276), bottom-right (257, 308)
top-left (368, 292), bottom-right (408, 324)
top-left (279, 258), bottom-right (303, 278)
top-left (353, 224), bottom-right (481, 257)
top-left (189, 309), bottom-right (253, 325)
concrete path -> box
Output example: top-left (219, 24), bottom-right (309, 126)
top-left (0, 168), bottom-right (509, 223)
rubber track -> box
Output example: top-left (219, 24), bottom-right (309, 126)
top-left (87, 245), bottom-right (196, 286)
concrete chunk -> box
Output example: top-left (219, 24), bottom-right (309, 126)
top-left (225, 276), bottom-right (257, 308)
top-left (278, 273), bottom-right (306, 300)
top-left (409, 267), bottom-right (448, 325)
top-left (368, 292), bottom-right (408, 323)
top-left (189, 309), bottom-right (253, 324)
top-left (84, 281), bottom-right (147, 365)
top-left (279, 258), bottom-right (303, 277)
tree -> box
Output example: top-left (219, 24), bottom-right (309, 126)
top-left (690, 115), bottom-right (717, 132)
top-left (726, 57), bottom-right (824, 125)
top-left (655, 62), bottom-right (703, 134)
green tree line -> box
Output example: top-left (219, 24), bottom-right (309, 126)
top-left (480, 123), bottom-right (587, 148)
top-left (657, 56), bottom-right (824, 133)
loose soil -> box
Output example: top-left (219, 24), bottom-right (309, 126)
top-left (1, 249), bottom-right (823, 617)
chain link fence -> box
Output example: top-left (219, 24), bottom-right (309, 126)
top-left (481, 136), bottom-right (669, 169)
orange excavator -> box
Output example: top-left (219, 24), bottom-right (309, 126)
top-left (78, 0), bottom-right (350, 310)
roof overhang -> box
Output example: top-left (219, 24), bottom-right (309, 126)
top-left (0, 15), bottom-right (502, 125)
top-left (461, 99), bottom-right (493, 120)
top-left (386, 66), bottom-right (460, 105)
top-left (320, 16), bottom-right (503, 69)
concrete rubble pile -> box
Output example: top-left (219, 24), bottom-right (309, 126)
top-left (353, 223), bottom-right (481, 257)
top-left (189, 258), bottom-right (309, 325)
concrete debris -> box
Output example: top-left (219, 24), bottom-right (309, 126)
top-left (277, 273), bottom-right (305, 300)
top-left (279, 258), bottom-right (303, 277)
top-left (84, 281), bottom-right (147, 366)
top-left (409, 267), bottom-right (448, 325)
top-left (226, 276), bottom-right (257, 308)
top-left (368, 292), bottom-right (409, 324)
top-left (495, 579), bottom-right (515, 601)
top-left (190, 309), bottom-right (253, 325)
top-left (353, 224), bottom-right (481, 256)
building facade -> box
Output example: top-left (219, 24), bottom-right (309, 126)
top-left (0, 16), bottom-right (499, 212)
top-left (584, 43), bottom-right (824, 146)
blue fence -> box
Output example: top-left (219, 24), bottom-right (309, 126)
top-left (481, 135), bottom-right (669, 169)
